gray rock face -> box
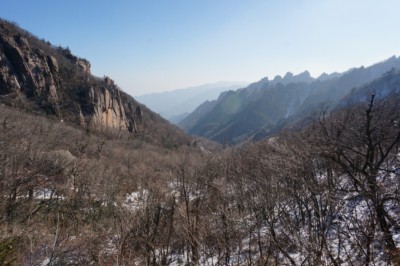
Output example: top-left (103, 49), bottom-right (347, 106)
top-left (0, 34), bottom-right (60, 113)
top-left (76, 58), bottom-right (91, 75)
top-left (0, 19), bottom-right (144, 132)
top-left (88, 81), bottom-right (130, 131)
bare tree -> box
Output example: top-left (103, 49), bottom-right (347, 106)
top-left (309, 93), bottom-right (400, 263)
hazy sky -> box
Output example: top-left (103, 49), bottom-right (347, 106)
top-left (1, 0), bottom-right (400, 95)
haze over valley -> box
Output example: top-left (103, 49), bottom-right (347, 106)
top-left (136, 81), bottom-right (248, 123)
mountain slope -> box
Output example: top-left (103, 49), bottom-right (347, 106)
top-left (0, 18), bottom-right (190, 146)
top-left (136, 81), bottom-right (248, 123)
top-left (181, 56), bottom-right (400, 143)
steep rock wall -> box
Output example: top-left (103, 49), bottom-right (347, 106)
top-left (0, 34), bottom-right (60, 113)
top-left (0, 22), bottom-right (139, 132)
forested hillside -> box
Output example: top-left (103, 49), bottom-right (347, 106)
top-left (2, 85), bottom-right (400, 265)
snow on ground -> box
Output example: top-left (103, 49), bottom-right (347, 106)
top-left (122, 189), bottom-right (149, 211)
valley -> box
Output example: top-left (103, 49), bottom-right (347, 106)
top-left (1, 15), bottom-right (400, 266)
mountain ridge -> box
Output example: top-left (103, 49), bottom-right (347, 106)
top-left (180, 56), bottom-right (400, 143)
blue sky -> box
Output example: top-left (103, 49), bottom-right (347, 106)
top-left (1, 0), bottom-right (400, 95)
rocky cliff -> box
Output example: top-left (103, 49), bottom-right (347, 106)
top-left (0, 19), bottom-right (142, 133)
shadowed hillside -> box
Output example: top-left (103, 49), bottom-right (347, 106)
top-left (181, 56), bottom-right (400, 144)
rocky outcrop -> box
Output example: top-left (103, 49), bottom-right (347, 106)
top-left (76, 58), bottom-right (90, 75)
top-left (0, 33), bottom-right (60, 113)
top-left (0, 19), bottom-right (140, 132)
top-left (88, 77), bottom-right (130, 131)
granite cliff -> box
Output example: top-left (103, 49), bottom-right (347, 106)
top-left (0, 19), bottom-right (144, 133)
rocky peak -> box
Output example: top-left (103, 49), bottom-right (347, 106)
top-left (273, 75), bottom-right (283, 83)
top-left (77, 58), bottom-right (91, 75)
top-left (283, 71), bottom-right (313, 84)
top-left (104, 76), bottom-right (113, 86)
top-left (298, 70), bottom-right (311, 79)
top-left (283, 72), bottom-right (294, 79)
top-left (270, 71), bottom-right (313, 86)
top-left (317, 71), bottom-right (342, 81)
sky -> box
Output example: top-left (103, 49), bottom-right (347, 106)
top-left (1, 0), bottom-right (400, 96)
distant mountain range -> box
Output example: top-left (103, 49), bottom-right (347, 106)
top-left (180, 56), bottom-right (400, 144)
top-left (135, 81), bottom-right (248, 123)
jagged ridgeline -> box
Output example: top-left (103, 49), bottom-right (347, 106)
top-left (181, 56), bottom-right (400, 144)
top-left (0, 19), bottom-right (189, 145)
